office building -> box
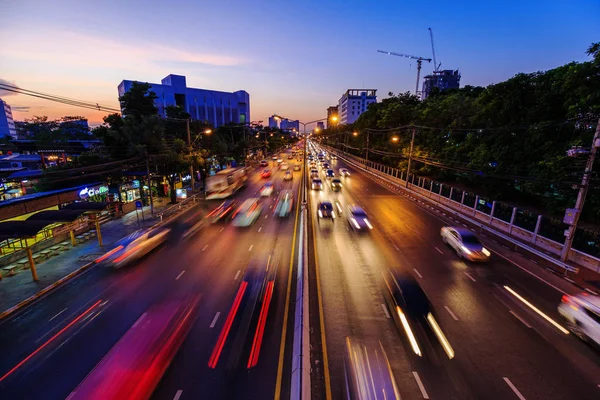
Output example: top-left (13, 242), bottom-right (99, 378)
top-left (422, 70), bottom-right (461, 100)
top-left (316, 122), bottom-right (325, 132)
top-left (280, 119), bottom-right (299, 132)
top-left (118, 74), bottom-right (250, 128)
top-left (327, 106), bottom-right (338, 128)
top-left (59, 118), bottom-right (90, 136)
top-left (338, 90), bottom-right (377, 125)
top-left (268, 116), bottom-right (279, 129)
top-left (0, 99), bottom-right (17, 139)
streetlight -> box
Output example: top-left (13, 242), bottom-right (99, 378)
top-left (353, 131), bottom-right (358, 136)
top-left (391, 136), bottom-right (399, 142)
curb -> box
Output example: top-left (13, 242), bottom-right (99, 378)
top-left (0, 260), bottom-right (96, 321)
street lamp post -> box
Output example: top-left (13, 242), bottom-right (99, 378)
top-left (405, 127), bottom-right (416, 188)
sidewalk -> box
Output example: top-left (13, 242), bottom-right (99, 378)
top-left (0, 197), bottom-right (171, 314)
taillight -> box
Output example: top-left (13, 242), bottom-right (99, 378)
top-left (561, 295), bottom-right (579, 311)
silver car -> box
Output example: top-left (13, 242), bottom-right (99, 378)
top-left (440, 226), bottom-right (491, 261)
top-left (558, 293), bottom-right (600, 344)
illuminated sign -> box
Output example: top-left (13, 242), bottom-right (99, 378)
top-left (79, 185), bottom-right (109, 199)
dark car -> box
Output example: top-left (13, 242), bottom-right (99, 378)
top-left (382, 271), bottom-right (455, 360)
top-left (207, 199), bottom-right (238, 223)
top-left (325, 169), bottom-right (335, 179)
top-left (317, 201), bottom-right (335, 222)
top-left (259, 160), bottom-right (269, 167)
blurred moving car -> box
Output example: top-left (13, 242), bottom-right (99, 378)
top-left (260, 182), bottom-right (275, 196)
top-left (344, 337), bottom-right (401, 400)
top-left (310, 169), bottom-right (319, 179)
top-left (339, 168), bottom-right (350, 177)
top-left (559, 293), bottom-right (600, 345)
top-left (277, 158), bottom-right (283, 164)
top-left (261, 169), bottom-right (272, 178)
top-left (69, 293), bottom-right (200, 400)
top-left (317, 201), bottom-right (335, 222)
top-left (293, 164), bottom-right (301, 171)
top-left (382, 270), bottom-right (454, 360)
top-left (283, 171), bottom-right (293, 181)
top-left (232, 198), bottom-right (263, 227)
top-left (206, 199), bottom-right (238, 223)
top-left (325, 169), bottom-right (335, 179)
top-left (440, 226), bottom-right (491, 262)
top-left (331, 155), bottom-right (337, 160)
top-left (311, 178), bottom-right (323, 190)
top-left (347, 205), bottom-right (373, 231)
top-left (274, 190), bottom-right (294, 217)
top-left (287, 154), bottom-right (293, 159)
top-left (330, 178), bottom-right (342, 191)
top-left (281, 162), bottom-right (289, 171)
top-left (259, 160), bottom-right (269, 167)
top-left (97, 227), bottom-right (170, 269)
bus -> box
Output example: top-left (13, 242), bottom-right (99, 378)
top-left (205, 167), bottom-right (248, 200)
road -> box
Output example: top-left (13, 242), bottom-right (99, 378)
top-left (0, 154), bottom-right (302, 400)
top-left (308, 145), bottom-right (600, 400)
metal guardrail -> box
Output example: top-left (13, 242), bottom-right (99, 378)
top-left (156, 193), bottom-right (203, 222)
top-left (329, 147), bottom-right (580, 274)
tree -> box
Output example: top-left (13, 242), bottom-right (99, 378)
top-left (119, 81), bottom-right (158, 120)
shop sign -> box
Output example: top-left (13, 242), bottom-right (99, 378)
top-left (176, 188), bottom-right (187, 199)
top-left (131, 180), bottom-right (140, 188)
top-left (79, 185), bottom-right (109, 199)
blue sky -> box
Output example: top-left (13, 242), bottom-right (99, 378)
top-left (1, 0), bottom-right (598, 125)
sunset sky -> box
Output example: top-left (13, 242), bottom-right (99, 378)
top-left (1, 0), bottom-right (598, 127)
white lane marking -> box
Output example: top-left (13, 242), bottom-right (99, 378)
top-left (434, 246), bottom-right (444, 254)
top-left (492, 251), bottom-right (567, 295)
top-left (234, 270), bottom-right (241, 280)
top-left (202, 245), bottom-right (209, 251)
top-left (413, 268), bottom-right (423, 279)
top-left (393, 244), bottom-right (400, 251)
top-left (220, 227), bottom-right (224, 232)
top-left (503, 377), bottom-right (527, 400)
top-left (209, 312), bottom-right (221, 328)
top-left (444, 306), bottom-right (459, 321)
top-left (463, 271), bottom-right (476, 282)
top-left (265, 215), bottom-right (268, 219)
top-left (258, 227), bottom-right (262, 232)
top-left (173, 390), bottom-right (183, 400)
top-left (462, 223), bottom-right (468, 227)
top-left (503, 286), bottom-right (569, 334)
top-left (248, 245), bottom-right (254, 252)
top-left (412, 371), bottom-right (429, 399)
top-left (175, 270), bottom-right (186, 280)
top-left (381, 304), bottom-right (391, 319)
top-left (49, 308), bottom-right (67, 322)
top-left (509, 310), bottom-right (532, 329)
top-left (132, 312), bottom-right (148, 329)
top-left (564, 277), bottom-right (576, 283)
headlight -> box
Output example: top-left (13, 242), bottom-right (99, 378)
top-left (460, 246), bottom-right (472, 255)
top-left (351, 218), bottom-right (361, 229)
top-left (364, 219), bottom-right (373, 229)
top-left (482, 248), bottom-right (491, 257)
top-left (318, 210), bottom-right (323, 218)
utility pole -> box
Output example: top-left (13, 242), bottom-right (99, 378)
top-left (561, 118), bottom-right (600, 261)
top-left (186, 118), bottom-right (195, 193)
top-left (405, 127), bottom-right (416, 188)
top-left (146, 156), bottom-right (154, 217)
top-left (365, 131), bottom-right (370, 168)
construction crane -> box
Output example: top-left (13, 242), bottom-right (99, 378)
top-left (377, 50), bottom-right (431, 97)
top-left (428, 27), bottom-right (442, 72)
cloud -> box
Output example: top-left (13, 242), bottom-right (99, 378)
top-left (11, 106), bottom-right (31, 112)
top-left (0, 78), bottom-right (19, 97)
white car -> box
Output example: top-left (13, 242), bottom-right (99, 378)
top-left (559, 293), bottom-right (600, 345)
top-left (440, 226), bottom-right (491, 262)
top-left (260, 182), bottom-right (274, 196)
top-left (311, 178), bottom-right (323, 190)
top-left (280, 162), bottom-right (289, 171)
top-left (339, 168), bottom-right (350, 177)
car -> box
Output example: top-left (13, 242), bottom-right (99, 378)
top-left (232, 198), bottom-right (263, 227)
top-left (323, 162), bottom-right (330, 170)
top-left (280, 162), bottom-right (289, 171)
top-left (288, 154), bottom-right (294, 159)
top-left (261, 169), bottom-right (271, 178)
top-left (331, 155), bottom-right (337, 160)
top-left (558, 293), bottom-right (600, 345)
top-left (347, 205), bottom-right (373, 231)
top-left (293, 164), bottom-right (301, 171)
top-left (331, 178), bottom-right (342, 191)
top-left (283, 171), bottom-right (293, 181)
top-left (98, 227), bottom-right (171, 269)
top-left (277, 158), bottom-right (283, 164)
top-left (440, 227), bottom-right (491, 262)
top-left (274, 190), bottom-right (294, 217)
top-left (382, 270), bottom-right (454, 360)
top-left (206, 199), bottom-right (238, 223)
top-left (311, 178), bottom-right (323, 190)
top-left (310, 169), bottom-right (319, 179)
top-left (259, 160), bottom-right (269, 167)
top-left (272, 155), bottom-right (278, 161)
top-left (325, 169), bottom-right (335, 179)
top-left (260, 182), bottom-right (275, 196)
top-left (317, 201), bottom-right (335, 222)
top-left (339, 168), bottom-right (350, 177)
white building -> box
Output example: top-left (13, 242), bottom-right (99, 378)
top-left (118, 74), bottom-right (250, 128)
top-left (0, 99), bottom-right (17, 139)
top-left (338, 89), bottom-right (377, 125)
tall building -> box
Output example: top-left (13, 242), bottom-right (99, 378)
top-left (422, 70), bottom-right (461, 100)
top-left (0, 99), bottom-right (17, 139)
top-left (326, 106), bottom-right (338, 128)
top-left (280, 119), bottom-right (299, 132)
top-left (338, 90), bottom-right (377, 125)
top-left (268, 116), bottom-right (279, 129)
top-left (316, 122), bottom-right (325, 132)
top-left (118, 74), bottom-right (250, 128)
